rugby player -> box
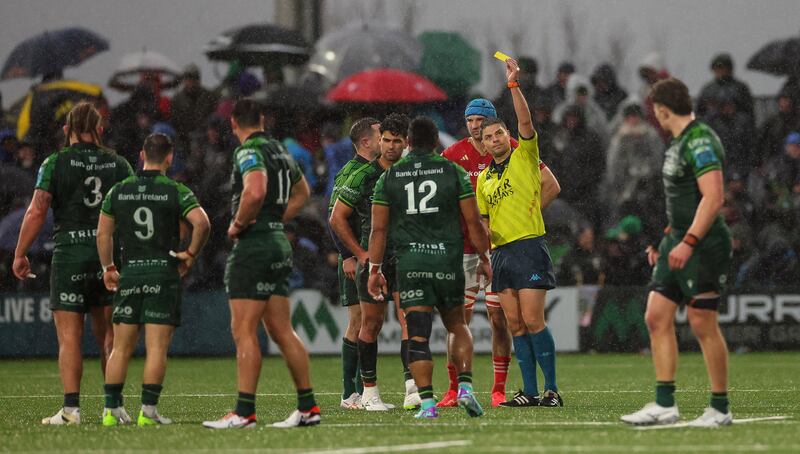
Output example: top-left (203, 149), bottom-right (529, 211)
top-left (367, 116), bottom-right (492, 419)
top-left (330, 114), bottom-right (417, 411)
top-left (621, 78), bottom-right (732, 428)
top-left (13, 102), bottom-right (134, 425)
top-left (203, 100), bottom-right (317, 429)
top-left (97, 133), bottom-right (210, 426)
top-left (441, 99), bottom-right (561, 407)
top-left (327, 118), bottom-right (380, 409)
top-left (475, 58), bottom-right (562, 407)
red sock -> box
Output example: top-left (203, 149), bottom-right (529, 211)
top-left (492, 356), bottom-right (511, 393)
top-left (447, 363), bottom-right (458, 392)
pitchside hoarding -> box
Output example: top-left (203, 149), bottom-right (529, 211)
top-left (0, 288), bottom-right (580, 357)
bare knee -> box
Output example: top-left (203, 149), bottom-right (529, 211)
top-left (645, 308), bottom-right (673, 335)
top-left (687, 309), bottom-right (718, 340)
top-left (505, 315), bottom-right (526, 337)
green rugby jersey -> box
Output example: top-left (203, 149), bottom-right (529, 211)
top-left (35, 142), bottom-right (134, 257)
top-left (372, 149), bottom-right (474, 262)
top-left (337, 160), bottom-right (388, 249)
top-left (662, 121), bottom-right (727, 234)
top-left (329, 155), bottom-right (370, 245)
top-left (230, 132), bottom-right (302, 237)
top-left (101, 170), bottom-right (199, 269)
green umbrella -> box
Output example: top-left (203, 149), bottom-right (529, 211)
top-left (417, 31), bottom-right (480, 98)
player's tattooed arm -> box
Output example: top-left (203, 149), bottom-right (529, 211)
top-left (12, 189), bottom-right (52, 280)
top-left (330, 200), bottom-right (368, 264)
top-left (283, 175), bottom-right (310, 222)
top-left (229, 169), bottom-right (266, 239)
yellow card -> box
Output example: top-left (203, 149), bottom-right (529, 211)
top-left (493, 51), bottom-right (512, 62)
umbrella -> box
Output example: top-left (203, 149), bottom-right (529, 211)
top-left (308, 24), bottom-right (422, 85)
top-left (1, 27), bottom-right (108, 80)
top-left (747, 37), bottom-right (800, 76)
top-left (108, 50), bottom-right (181, 91)
top-left (205, 23), bottom-right (309, 67)
top-left (417, 31), bottom-right (480, 97)
top-left (326, 69), bottom-right (446, 104)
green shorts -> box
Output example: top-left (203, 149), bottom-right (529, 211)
top-left (49, 259), bottom-right (112, 313)
top-left (356, 256), bottom-right (397, 304)
top-left (225, 233), bottom-right (292, 300)
top-left (650, 230), bottom-right (732, 305)
top-left (396, 256), bottom-right (465, 311)
top-left (338, 255), bottom-right (359, 307)
top-left (113, 270), bottom-right (182, 325)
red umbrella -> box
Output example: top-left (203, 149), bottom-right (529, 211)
top-left (326, 68), bottom-right (447, 103)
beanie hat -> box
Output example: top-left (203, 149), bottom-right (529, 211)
top-left (464, 98), bottom-right (497, 119)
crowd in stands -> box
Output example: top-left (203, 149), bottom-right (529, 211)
top-left (1, 51), bottom-right (799, 297)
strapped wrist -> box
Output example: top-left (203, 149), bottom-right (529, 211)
top-left (507, 80), bottom-right (520, 89)
top-left (103, 264), bottom-right (117, 273)
top-left (369, 261), bottom-right (382, 275)
top-left (682, 233), bottom-right (700, 248)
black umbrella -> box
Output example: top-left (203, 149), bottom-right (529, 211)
top-left (204, 23), bottom-right (309, 67)
top-left (1, 27), bottom-right (109, 80)
top-left (747, 36), bottom-right (800, 76)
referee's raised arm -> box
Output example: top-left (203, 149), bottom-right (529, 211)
top-left (506, 58), bottom-right (535, 140)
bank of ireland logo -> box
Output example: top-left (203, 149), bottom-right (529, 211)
top-left (292, 298), bottom-right (339, 342)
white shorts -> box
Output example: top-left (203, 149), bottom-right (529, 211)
top-left (463, 254), bottom-right (500, 309)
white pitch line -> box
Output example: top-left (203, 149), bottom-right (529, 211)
top-left (475, 444), bottom-right (798, 453)
top-left (634, 415), bottom-right (791, 430)
top-left (301, 421), bottom-right (618, 428)
top-left (307, 440), bottom-right (471, 454)
top-left (2, 389), bottom-right (796, 399)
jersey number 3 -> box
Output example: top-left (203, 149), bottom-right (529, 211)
top-left (404, 180), bottom-right (439, 215)
top-left (83, 176), bottom-right (103, 207)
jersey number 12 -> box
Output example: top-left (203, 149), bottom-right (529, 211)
top-left (404, 180), bottom-right (439, 214)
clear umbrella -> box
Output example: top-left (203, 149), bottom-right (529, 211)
top-left (307, 23), bottom-right (422, 85)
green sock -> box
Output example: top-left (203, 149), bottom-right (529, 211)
top-left (297, 388), bottom-right (316, 412)
top-left (141, 384), bottom-right (163, 406)
top-left (235, 392), bottom-right (256, 417)
top-left (710, 392), bottom-right (729, 414)
top-left (655, 381), bottom-right (676, 407)
top-left (104, 383), bottom-right (124, 408)
top-left (342, 338), bottom-right (359, 399)
top-left (457, 372), bottom-right (473, 393)
top-left (419, 385), bottom-right (435, 410)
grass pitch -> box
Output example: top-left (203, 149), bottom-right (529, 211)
top-left (0, 353), bottom-right (797, 453)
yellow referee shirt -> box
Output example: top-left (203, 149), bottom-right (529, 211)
top-left (476, 134), bottom-right (545, 249)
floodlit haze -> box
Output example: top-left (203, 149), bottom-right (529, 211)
top-left (1, 0), bottom-right (799, 106)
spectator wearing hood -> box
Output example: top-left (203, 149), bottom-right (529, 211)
top-left (637, 52), bottom-right (671, 143)
top-left (602, 215), bottom-right (650, 286)
top-left (0, 129), bottom-right (17, 164)
top-left (758, 88), bottom-right (800, 164)
top-left (697, 54), bottom-right (754, 123)
top-left (551, 104), bottom-right (606, 226)
top-left (591, 64), bottom-right (628, 121)
top-left (553, 73), bottom-right (610, 144)
top-left (705, 87), bottom-right (755, 178)
top-left (494, 57), bottom-right (542, 138)
top-left (171, 64), bottom-right (219, 156)
top-left (765, 132), bottom-right (800, 202)
top-left (543, 62), bottom-right (575, 108)
top-left (604, 103), bottom-right (664, 221)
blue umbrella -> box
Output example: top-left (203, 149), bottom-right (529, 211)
top-left (1, 27), bottom-right (109, 80)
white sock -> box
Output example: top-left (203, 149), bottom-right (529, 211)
top-left (405, 379), bottom-right (418, 394)
top-left (63, 406), bottom-right (79, 414)
top-left (142, 404), bottom-right (157, 417)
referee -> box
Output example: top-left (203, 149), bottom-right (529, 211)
top-left (475, 58), bottom-right (562, 408)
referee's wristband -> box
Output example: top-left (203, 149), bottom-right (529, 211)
top-left (369, 261), bottom-right (382, 275)
top-left (507, 80), bottom-right (520, 89)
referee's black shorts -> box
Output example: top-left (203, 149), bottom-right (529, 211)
top-left (491, 236), bottom-right (556, 292)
